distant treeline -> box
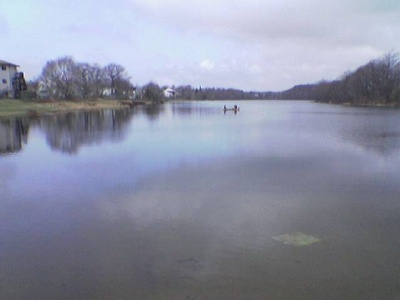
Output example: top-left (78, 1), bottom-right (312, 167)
top-left (26, 52), bottom-right (400, 105)
top-left (267, 52), bottom-right (400, 106)
top-left (26, 56), bottom-right (269, 101)
top-left (172, 85), bottom-right (268, 100)
top-left (30, 56), bottom-right (134, 100)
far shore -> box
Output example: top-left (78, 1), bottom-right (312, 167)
top-left (2, 98), bottom-right (398, 119)
top-left (0, 99), bottom-right (151, 118)
top-left (314, 100), bottom-right (400, 108)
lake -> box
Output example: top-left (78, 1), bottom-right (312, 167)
top-left (1, 100), bottom-right (400, 299)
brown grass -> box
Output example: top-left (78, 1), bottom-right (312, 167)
top-left (0, 99), bottom-right (135, 118)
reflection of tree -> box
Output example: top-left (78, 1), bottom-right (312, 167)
top-left (171, 102), bottom-right (220, 116)
top-left (40, 109), bottom-right (135, 154)
top-left (340, 115), bottom-right (400, 156)
top-left (0, 118), bottom-right (29, 154)
top-left (344, 129), bottom-right (400, 156)
top-left (139, 104), bottom-right (166, 121)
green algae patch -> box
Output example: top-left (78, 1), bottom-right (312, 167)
top-left (273, 232), bottom-right (321, 247)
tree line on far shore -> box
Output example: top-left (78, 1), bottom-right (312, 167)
top-left (268, 52), bottom-right (400, 106)
top-left (172, 51), bottom-right (400, 105)
top-left (24, 56), bottom-right (268, 102)
top-left (28, 56), bottom-right (134, 100)
top-left (22, 51), bottom-right (400, 105)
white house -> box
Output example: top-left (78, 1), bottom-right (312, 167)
top-left (163, 87), bottom-right (176, 98)
top-left (0, 60), bottom-right (19, 97)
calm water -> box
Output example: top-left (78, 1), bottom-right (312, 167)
top-left (1, 100), bottom-right (400, 299)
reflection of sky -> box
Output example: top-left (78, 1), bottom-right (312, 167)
top-left (93, 102), bottom-right (400, 248)
top-left (2, 101), bottom-right (400, 299)
top-left (2, 101), bottom-right (400, 203)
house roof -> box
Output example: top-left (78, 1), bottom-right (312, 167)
top-left (0, 60), bottom-right (19, 67)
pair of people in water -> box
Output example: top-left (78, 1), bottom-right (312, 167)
top-left (223, 105), bottom-right (238, 110)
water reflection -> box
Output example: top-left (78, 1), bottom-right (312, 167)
top-left (136, 104), bottom-right (166, 121)
top-left (1, 102), bottom-right (400, 159)
top-left (38, 109), bottom-right (135, 154)
top-left (2, 101), bottom-right (400, 299)
top-left (339, 112), bottom-right (400, 156)
top-left (0, 109), bottom-right (137, 156)
top-left (291, 103), bottom-right (400, 156)
top-left (171, 101), bottom-right (223, 116)
top-left (0, 118), bottom-right (29, 154)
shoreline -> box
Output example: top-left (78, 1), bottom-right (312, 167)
top-left (314, 100), bottom-right (400, 108)
top-left (2, 99), bottom-right (399, 119)
top-left (0, 99), bottom-right (149, 119)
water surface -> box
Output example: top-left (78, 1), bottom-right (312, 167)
top-left (1, 101), bottom-right (400, 299)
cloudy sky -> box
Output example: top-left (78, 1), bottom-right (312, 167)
top-left (1, 0), bottom-right (400, 91)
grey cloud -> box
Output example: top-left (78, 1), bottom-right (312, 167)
top-left (4, 0), bottom-right (400, 91)
top-left (131, 0), bottom-right (400, 48)
top-left (127, 0), bottom-right (400, 90)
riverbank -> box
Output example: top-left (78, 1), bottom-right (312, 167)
top-left (0, 99), bottom-right (147, 118)
top-left (314, 100), bottom-right (400, 108)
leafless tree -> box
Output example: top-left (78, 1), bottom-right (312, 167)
top-left (103, 64), bottom-right (127, 97)
top-left (40, 56), bottom-right (78, 99)
top-left (313, 52), bottom-right (400, 105)
top-left (143, 82), bottom-right (162, 102)
top-left (76, 63), bottom-right (107, 99)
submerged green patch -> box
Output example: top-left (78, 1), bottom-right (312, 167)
top-left (273, 232), bottom-right (321, 247)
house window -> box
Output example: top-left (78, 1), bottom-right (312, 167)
top-left (2, 79), bottom-right (6, 84)
top-left (1, 66), bottom-right (6, 71)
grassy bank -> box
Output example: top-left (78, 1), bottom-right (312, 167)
top-left (0, 99), bottom-right (136, 118)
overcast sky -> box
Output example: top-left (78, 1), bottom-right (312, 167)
top-left (1, 0), bottom-right (400, 91)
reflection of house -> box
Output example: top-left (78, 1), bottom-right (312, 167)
top-left (163, 87), bottom-right (176, 98)
top-left (0, 60), bottom-right (18, 97)
top-left (0, 119), bottom-right (28, 154)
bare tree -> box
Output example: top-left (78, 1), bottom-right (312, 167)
top-left (76, 63), bottom-right (107, 99)
top-left (76, 63), bottom-right (92, 99)
top-left (143, 82), bottom-right (162, 102)
top-left (40, 56), bottom-right (77, 99)
top-left (114, 78), bottom-right (135, 99)
top-left (348, 52), bottom-right (399, 104)
top-left (103, 64), bottom-right (127, 97)
top-left (176, 85), bottom-right (193, 100)
top-left (314, 52), bottom-right (400, 105)
top-left (378, 52), bottom-right (399, 103)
